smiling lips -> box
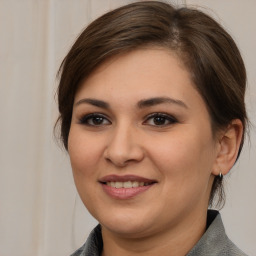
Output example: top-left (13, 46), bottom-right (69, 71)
top-left (99, 175), bottom-right (156, 199)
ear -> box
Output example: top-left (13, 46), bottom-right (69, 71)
top-left (212, 119), bottom-right (243, 176)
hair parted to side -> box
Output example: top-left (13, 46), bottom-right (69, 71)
top-left (56, 1), bottom-right (248, 208)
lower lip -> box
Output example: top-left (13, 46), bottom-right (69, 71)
top-left (101, 183), bottom-right (154, 199)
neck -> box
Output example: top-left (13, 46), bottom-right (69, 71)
top-left (101, 210), bottom-right (208, 256)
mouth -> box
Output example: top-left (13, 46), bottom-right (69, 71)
top-left (104, 181), bottom-right (154, 188)
top-left (99, 174), bottom-right (157, 187)
top-left (99, 175), bottom-right (157, 199)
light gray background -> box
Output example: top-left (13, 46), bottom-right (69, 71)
top-left (0, 0), bottom-right (255, 255)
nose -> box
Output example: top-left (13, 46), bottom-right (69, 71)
top-left (104, 124), bottom-right (144, 167)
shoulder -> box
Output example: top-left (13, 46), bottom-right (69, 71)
top-left (70, 225), bottom-right (103, 256)
top-left (223, 239), bottom-right (248, 256)
top-left (187, 210), bottom-right (248, 256)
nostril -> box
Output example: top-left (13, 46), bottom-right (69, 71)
top-left (104, 155), bottom-right (131, 167)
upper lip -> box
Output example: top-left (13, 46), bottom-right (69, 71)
top-left (99, 175), bottom-right (157, 183)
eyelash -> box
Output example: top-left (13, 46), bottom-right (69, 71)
top-left (78, 112), bottom-right (177, 127)
top-left (143, 113), bottom-right (177, 127)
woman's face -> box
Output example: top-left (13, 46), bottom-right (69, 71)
top-left (68, 48), bottom-right (219, 238)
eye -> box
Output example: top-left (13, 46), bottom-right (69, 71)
top-left (79, 113), bottom-right (111, 126)
top-left (144, 113), bottom-right (177, 126)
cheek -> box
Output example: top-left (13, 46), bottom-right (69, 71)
top-left (68, 128), bottom-right (106, 211)
top-left (148, 128), bottom-right (216, 179)
top-left (148, 131), bottom-right (216, 210)
top-left (68, 128), bottom-right (103, 178)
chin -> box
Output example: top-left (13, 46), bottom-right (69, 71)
top-left (102, 221), bottom-right (153, 238)
top-left (95, 207), bottom-right (160, 238)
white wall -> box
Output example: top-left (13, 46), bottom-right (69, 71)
top-left (0, 0), bottom-right (255, 255)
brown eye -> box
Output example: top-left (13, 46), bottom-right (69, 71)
top-left (144, 113), bottom-right (177, 126)
top-left (90, 116), bottom-right (105, 125)
top-left (153, 116), bottom-right (168, 125)
top-left (79, 114), bottom-right (111, 126)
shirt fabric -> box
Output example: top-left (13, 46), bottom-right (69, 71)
top-left (71, 210), bottom-right (248, 256)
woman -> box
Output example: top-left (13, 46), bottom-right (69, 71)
top-left (56, 1), bottom-right (248, 255)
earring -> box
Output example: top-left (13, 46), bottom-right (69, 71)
top-left (219, 172), bottom-right (223, 179)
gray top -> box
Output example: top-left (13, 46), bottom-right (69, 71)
top-left (71, 210), bottom-right (248, 256)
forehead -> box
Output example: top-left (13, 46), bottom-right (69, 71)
top-left (75, 48), bottom-right (197, 102)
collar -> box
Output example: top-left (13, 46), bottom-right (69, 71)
top-left (71, 210), bottom-right (247, 256)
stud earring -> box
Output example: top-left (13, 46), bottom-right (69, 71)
top-left (219, 172), bottom-right (223, 179)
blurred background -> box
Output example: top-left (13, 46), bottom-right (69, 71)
top-left (0, 0), bottom-right (255, 255)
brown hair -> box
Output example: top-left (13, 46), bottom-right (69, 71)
top-left (56, 1), bottom-right (247, 207)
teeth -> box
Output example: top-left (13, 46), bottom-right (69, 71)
top-left (106, 181), bottom-right (149, 188)
top-left (115, 182), bottom-right (122, 188)
top-left (132, 181), bottom-right (139, 188)
top-left (124, 181), bottom-right (132, 188)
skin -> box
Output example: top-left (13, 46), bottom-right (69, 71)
top-left (68, 48), bottom-right (243, 256)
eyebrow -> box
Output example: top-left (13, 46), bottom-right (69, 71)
top-left (74, 98), bottom-right (110, 109)
top-left (137, 97), bottom-right (188, 109)
top-left (74, 96), bottom-right (188, 109)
